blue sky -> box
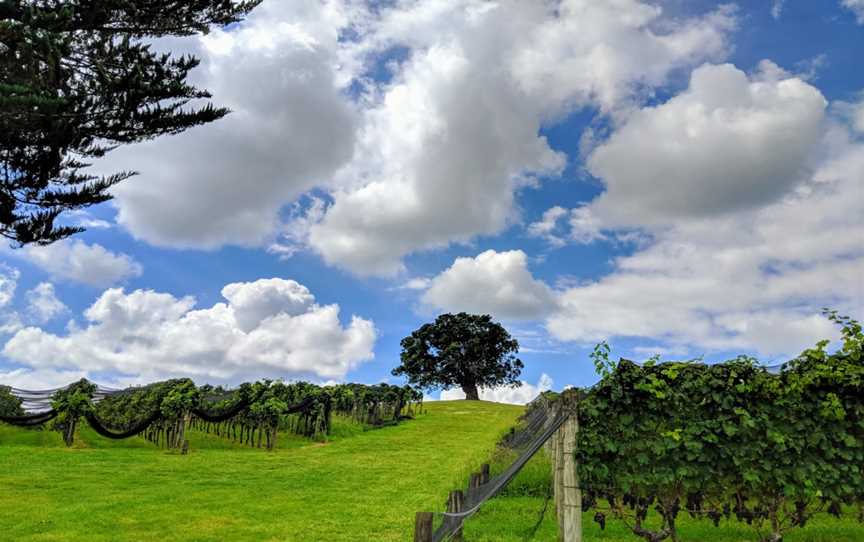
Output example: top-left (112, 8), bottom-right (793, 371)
top-left (1, 0), bottom-right (862, 402)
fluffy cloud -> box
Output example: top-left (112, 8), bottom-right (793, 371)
top-left (440, 373), bottom-right (553, 405)
top-left (0, 368), bottom-right (88, 391)
top-left (842, 0), bottom-right (864, 23)
top-left (222, 278), bottom-right (315, 332)
top-left (22, 240), bottom-right (142, 287)
top-left (528, 205), bottom-right (607, 246)
top-left (547, 115), bottom-right (864, 357)
top-left (0, 266), bottom-right (22, 335)
top-left (64, 210), bottom-right (112, 230)
top-left (100, 1), bottom-right (357, 248)
top-left (771, 0), bottom-right (786, 19)
top-left (396, 277), bottom-right (433, 291)
top-left (74, 0), bottom-right (737, 273)
top-left (421, 250), bottom-right (556, 320)
top-left (2, 278), bottom-right (376, 383)
top-left (0, 265), bottom-right (18, 308)
top-left (296, 0), bottom-right (736, 275)
top-left (508, 2), bottom-right (735, 115)
top-left (308, 37), bottom-right (566, 275)
top-left (25, 283), bottom-right (67, 324)
top-left (586, 62), bottom-right (827, 228)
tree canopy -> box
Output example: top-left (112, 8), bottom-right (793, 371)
top-left (0, 385), bottom-right (24, 417)
top-left (392, 312), bottom-right (523, 400)
top-left (0, 0), bottom-right (261, 245)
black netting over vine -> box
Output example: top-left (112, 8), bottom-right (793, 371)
top-left (0, 409), bottom-right (58, 426)
top-left (2, 378), bottom-right (423, 451)
top-left (84, 409), bottom-right (162, 439)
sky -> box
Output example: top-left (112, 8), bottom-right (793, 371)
top-left (1, 0), bottom-right (862, 403)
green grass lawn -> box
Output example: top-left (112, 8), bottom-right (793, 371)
top-left (0, 401), bottom-right (522, 542)
top-left (1, 401), bottom-right (861, 542)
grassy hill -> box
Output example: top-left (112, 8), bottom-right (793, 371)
top-left (1, 400), bottom-right (862, 541)
top-left (0, 401), bottom-right (522, 541)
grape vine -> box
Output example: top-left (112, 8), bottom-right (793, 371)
top-left (576, 311), bottom-right (863, 542)
top-left (1, 378), bottom-right (422, 452)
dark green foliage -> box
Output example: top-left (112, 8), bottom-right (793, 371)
top-left (0, 385), bottom-right (23, 417)
top-left (392, 312), bottom-right (523, 400)
top-left (0, 0), bottom-right (261, 244)
top-left (576, 311), bottom-right (864, 542)
top-left (60, 378), bottom-right (423, 451)
top-left (50, 378), bottom-right (96, 445)
top-left (189, 381), bottom-right (422, 449)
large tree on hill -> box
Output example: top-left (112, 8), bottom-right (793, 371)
top-left (0, 0), bottom-right (261, 245)
top-left (393, 313), bottom-right (523, 401)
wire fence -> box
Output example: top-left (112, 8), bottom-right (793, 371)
top-left (420, 359), bottom-right (796, 541)
top-left (426, 395), bottom-right (569, 541)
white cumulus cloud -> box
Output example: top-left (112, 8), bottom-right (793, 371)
top-left (547, 115), bottom-right (864, 358)
top-left (0, 368), bottom-right (89, 391)
top-left (842, 0), bottom-right (864, 23)
top-left (771, 0), bottom-right (786, 19)
top-left (101, 1), bottom-right (358, 249)
top-left (25, 283), bottom-right (67, 324)
top-left (0, 265), bottom-right (22, 335)
top-left (586, 62), bottom-right (827, 228)
top-left (2, 278), bottom-right (377, 383)
top-left (21, 240), bottom-right (142, 287)
top-left (298, 0), bottom-right (737, 275)
top-left (0, 265), bottom-right (18, 308)
top-left (528, 205), bottom-right (607, 246)
top-left (422, 250), bottom-right (557, 321)
top-left (68, 0), bottom-right (737, 274)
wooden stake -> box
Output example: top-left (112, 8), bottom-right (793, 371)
top-left (554, 424), bottom-right (565, 538)
top-left (480, 463), bottom-right (490, 484)
top-left (557, 390), bottom-right (582, 542)
top-left (448, 490), bottom-right (465, 542)
top-left (414, 512), bottom-right (433, 542)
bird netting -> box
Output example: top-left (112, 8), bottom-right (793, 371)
top-left (431, 395), bottom-right (570, 542)
top-left (84, 409), bottom-right (162, 439)
top-left (1, 378), bottom-right (423, 451)
top-left (0, 409), bottom-right (58, 426)
top-left (192, 389), bottom-right (259, 423)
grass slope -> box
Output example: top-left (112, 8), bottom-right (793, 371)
top-left (2, 401), bottom-right (862, 541)
top-left (0, 401), bottom-right (522, 542)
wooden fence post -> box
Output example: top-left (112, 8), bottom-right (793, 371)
top-left (554, 422), bottom-right (565, 537)
top-left (556, 389), bottom-right (582, 542)
top-left (414, 512), bottom-right (433, 542)
top-left (448, 489), bottom-right (465, 541)
top-left (480, 463), bottom-right (490, 484)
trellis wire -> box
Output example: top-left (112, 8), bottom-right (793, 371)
top-left (431, 401), bottom-right (569, 542)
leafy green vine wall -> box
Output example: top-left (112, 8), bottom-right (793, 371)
top-left (577, 312), bottom-right (863, 542)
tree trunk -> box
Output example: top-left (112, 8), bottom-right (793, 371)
top-left (461, 382), bottom-right (479, 400)
top-left (63, 417), bottom-right (77, 447)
